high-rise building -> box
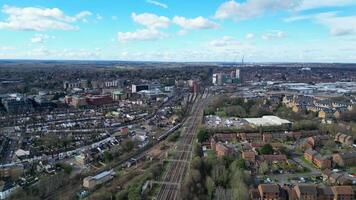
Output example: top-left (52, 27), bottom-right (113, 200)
top-left (212, 73), bottom-right (218, 85)
top-left (236, 69), bottom-right (240, 79)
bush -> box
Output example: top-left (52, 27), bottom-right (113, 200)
top-left (259, 143), bottom-right (274, 155)
top-left (197, 128), bottom-right (212, 143)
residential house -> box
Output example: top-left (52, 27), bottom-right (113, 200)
top-left (242, 151), bottom-right (256, 162)
top-left (335, 133), bottom-right (353, 146)
top-left (331, 186), bottom-right (354, 200)
top-left (238, 133), bottom-right (263, 142)
top-left (258, 184), bottom-right (280, 200)
top-left (304, 149), bottom-right (331, 169)
top-left (332, 152), bottom-right (356, 167)
top-left (317, 186), bottom-right (334, 200)
top-left (307, 135), bottom-right (330, 148)
top-left (215, 142), bottom-right (234, 157)
top-left (293, 184), bottom-right (318, 200)
top-left (83, 170), bottom-right (115, 189)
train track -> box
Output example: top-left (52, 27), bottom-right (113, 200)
top-left (155, 90), bottom-right (210, 200)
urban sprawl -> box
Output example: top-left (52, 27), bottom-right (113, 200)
top-left (0, 62), bottom-right (356, 200)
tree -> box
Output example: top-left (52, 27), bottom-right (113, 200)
top-left (127, 184), bottom-right (142, 200)
top-left (259, 143), bottom-right (274, 155)
top-left (229, 168), bottom-right (249, 200)
top-left (56, 163), bottom-right (73, 174)
top-left (224, 105), bottom-right (246, 117)
top-left (292, 120), bottom-right (319, 131)
top-left (258, 161), bottom-right (269, 175)
top-left (197, 128), bottom-right (211, 143)
top-left (194, 143), bottom-right (203, 157)
top-left (230, 159), bottom-right (246, 170)
top-left (191, 169), bottom-right (202, 183)
top-left (122, 140), bottom-right (134, 152)
top-left (205, 176), bottom-right (215, 200)
top-left (212, 164), bottom-right (229, 187)
top-left (103, 151), bottom-right (113, 163)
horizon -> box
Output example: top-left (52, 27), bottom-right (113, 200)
top-left (1, 59), bottom-right (356, 65)
top-left (0, 0), bottom-right (356, 62)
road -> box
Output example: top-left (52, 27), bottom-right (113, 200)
top-left (155, 90), bottom-right (210, 200)
top-left (256, 157), bottom-right (322, 185)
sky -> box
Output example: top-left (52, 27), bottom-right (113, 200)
top-left (0, 0), bottom-right (356, 62)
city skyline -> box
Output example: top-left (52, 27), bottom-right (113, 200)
top-left (0, 0), bottom-right (356, 62)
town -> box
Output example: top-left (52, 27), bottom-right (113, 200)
top-left (1, 0), bottom-right (356, 199)
top-left (0, 62), bottom-right (356, 200)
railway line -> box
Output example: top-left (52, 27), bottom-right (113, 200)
top-left (155, 90), bottom-right (210, 200)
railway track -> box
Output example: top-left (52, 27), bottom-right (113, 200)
top-left (155, 90), bottom-right (210, 200)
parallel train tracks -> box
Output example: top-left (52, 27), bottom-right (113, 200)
top-left (155, 90), bottom-right (210, 200)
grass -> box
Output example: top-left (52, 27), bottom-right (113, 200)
top-left (299, 156), bottom-right (316, 169)
top-left (347, 167), bottom-right (356, 174)
top-left (205, 149), bottom-right (216, 159)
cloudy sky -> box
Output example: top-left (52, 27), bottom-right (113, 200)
top-left (0, 0), bottom-right (356, 62)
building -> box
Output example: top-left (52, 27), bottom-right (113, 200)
top-left (304, 149), bottom-right (331, 169)
top-left (236, 69), bottom-right (240, 79)
top-left (86, 95), bottom-right (112, 106)
top-left (242, 151), bottom-right (256, 162)
top-left (313, 154), bottom-right (332, 169)
top-left (244, 116), bottom-right (291, 128)
top-left (112, 90), bottom-right (126, 101)
top-left (0, 164), bottom-right (24, 180)
top-left (131, 84), bottom-right (149, 93)
top-left (331, 186), bottom-right (354, 200)
top-left (258, 184), bottom-right (280, 200)
top-left (1, 95), bottom-right (34, 114)
top-left (293, 185), bottom-right (317, 200)
top-left (83, 170), bottom-right (115, 189)
top-left (215, 142), bottom-right (234, 157)
top-left (70, 96), bottom-right (87, 107)
top-left (335, 133), bottom-right (354, 146)
top-left (253, 184), bottom-right (356, 200)
top-left (307, 135), bottom-right (330, 148)
top-left (104, 80), bottom-right (120, 88)
top-left (317, 187), bottom-right (334, 200)
top-left (63, 81), bottom-right (80, 90)
top-left (332, 152), bottom-right (356, 167)
top-left (0, 181), bottom-right (17, 200)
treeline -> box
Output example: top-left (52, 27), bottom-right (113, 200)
top-left (340, 109), bottom-right (356, 122)
top-left (181, 150), bottom-right (250, 200)
top-left (204, 95), bottom-right (319, 123)
top-left (9, 172), bottom-right (81, 200)
top-left (204, 96), bottom-right (273, 118)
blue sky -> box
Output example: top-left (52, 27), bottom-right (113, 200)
top-left (0, 0), bottom-right (356, 62)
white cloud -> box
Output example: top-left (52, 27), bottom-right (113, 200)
top-left (96, 14), bottom-right (103, 20)
top-left (261, 31), bottom-right (287, 40)
top-left (285, 12), bottom-right (356, 36)
top-left (177, 29), bottom-right (188, 36)
top-left (30, 34), bottom-right (54, 43)
top-left (172, 16), bottom-right (219, 30)
top-left (215, 0), bottom-right (299, 21)
top-left (245, 33), bottom-right (255, 39)
top-left (209, 36), bottom-right (240, 47)
top-left (0, 46), bottom-right (15, 51)
top-left (27, 47), bottom-right (50, 57)
top-left (146, 0), bottom-right (168, 9)
top-left (314, 12), bottom-right (356, 36)
top-left (297, 0), bottom-right (356, 11)
top-left (132, 12), bottom-right (170, 29)
top-left (26, 47), bottom-right (102, 59)
top-left (284, 15), bottom-right (312, 22)
top-left (117, 28), bottom-right (167, 42)
top-left (0, 5), bottom-right (91, 31)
